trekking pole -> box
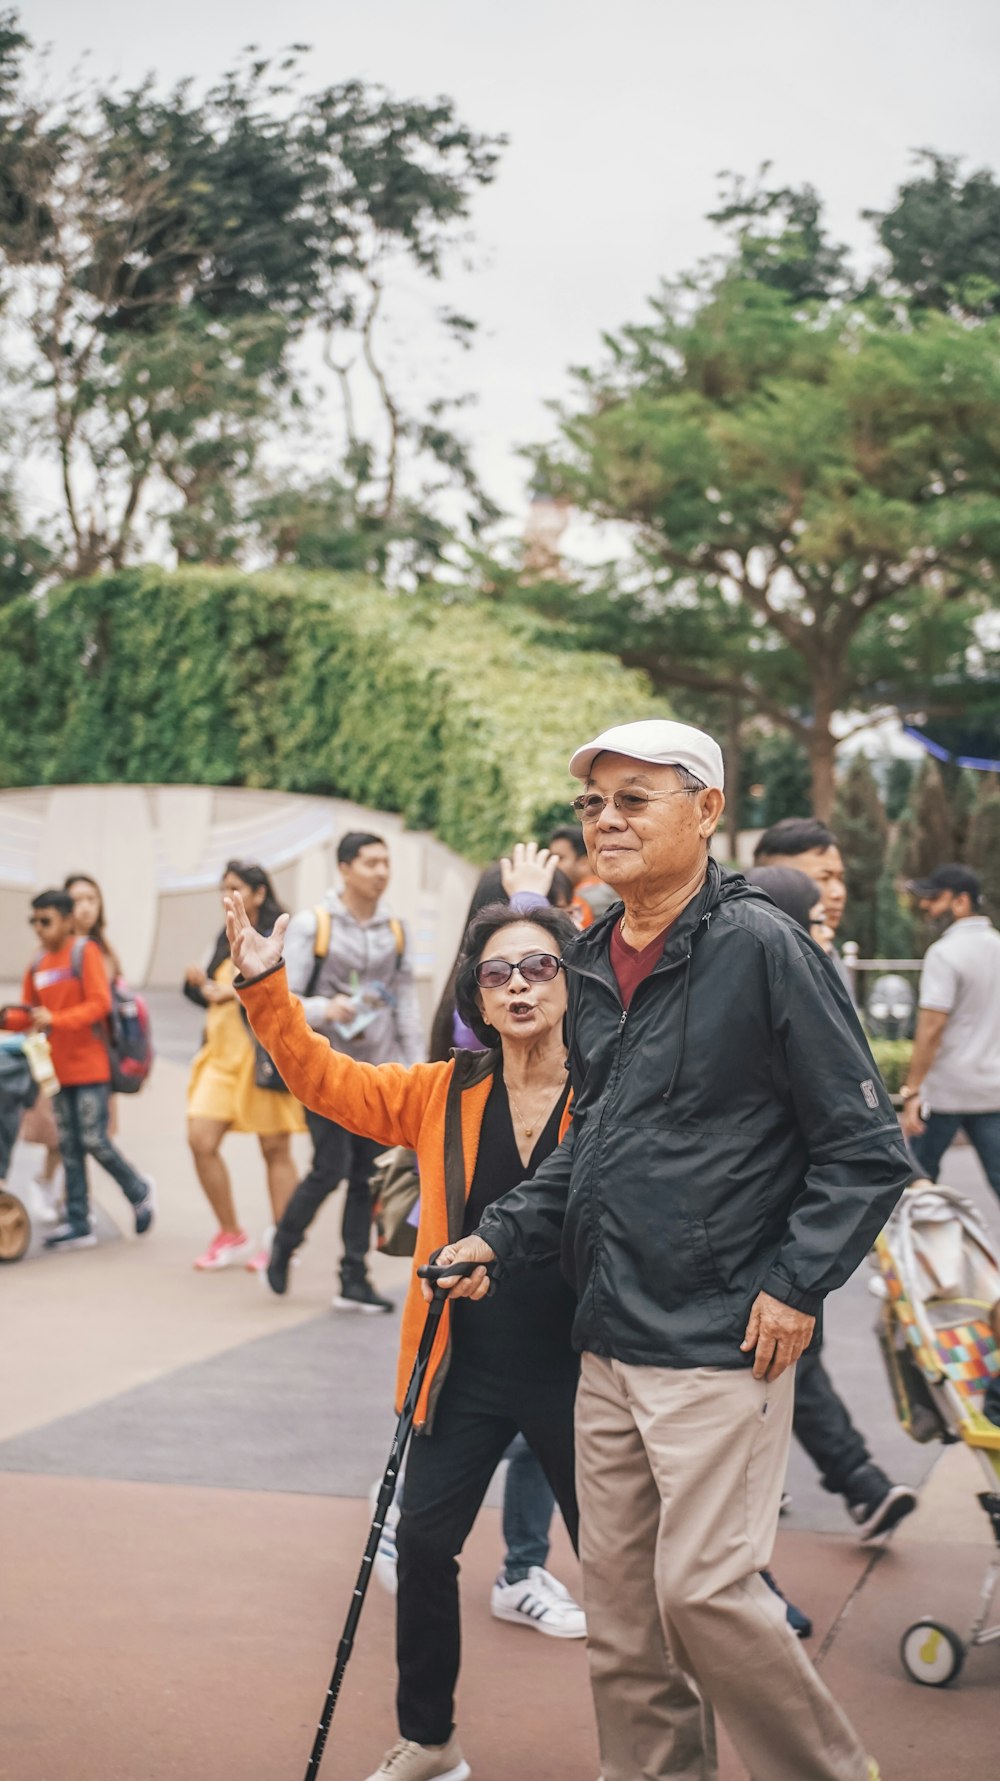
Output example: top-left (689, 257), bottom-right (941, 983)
top-left (302, 1259), bottom-right (487, 1781)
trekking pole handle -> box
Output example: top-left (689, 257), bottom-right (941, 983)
top-left (417, 1258), bottom-right (491, 1286)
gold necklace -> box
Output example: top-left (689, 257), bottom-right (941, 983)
top-left (506, 1078), bottom-right (562, 1139)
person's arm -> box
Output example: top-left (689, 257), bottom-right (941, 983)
top-left (759, 943), bottom-right (912, 1317)
top-left (899, 942), bottom-right (956, 1136)
top-left (42, 942), bottom-right (112, 1031)
top-left (238, 963), bottom-right (441, 1150)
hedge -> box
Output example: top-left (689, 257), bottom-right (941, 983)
top-left (0, 568), bottom-right (663, 859)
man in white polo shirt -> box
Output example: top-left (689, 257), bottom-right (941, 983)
top-left (901, 865), bottom-right (1000, 1202)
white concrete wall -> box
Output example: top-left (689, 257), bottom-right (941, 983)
top-left (0, 787), bottom-right (479, 1021)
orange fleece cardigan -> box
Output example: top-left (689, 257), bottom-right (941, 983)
top-left (237, 964), bottom-right (571, 1431)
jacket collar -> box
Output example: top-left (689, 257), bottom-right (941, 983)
top-left (566, 856), bottom-right (726, 994)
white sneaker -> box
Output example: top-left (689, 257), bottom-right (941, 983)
top-left (364, 1735), bottom-right (471, 1781)
top-left (368, 1480), bottom-right (401, 1597)
top-left (490, 1564), bottom-right (586, 1638)
top-left (31, 1176), bottom-right (63, 1226)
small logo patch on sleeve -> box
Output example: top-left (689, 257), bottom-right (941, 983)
top-left (860, 1079), bottom-right (879, 1109)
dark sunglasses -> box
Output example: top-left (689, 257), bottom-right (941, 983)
top-left (473, 951), bottom-right (564, 990)
top-left (29, 914), bottom-right (57, 928)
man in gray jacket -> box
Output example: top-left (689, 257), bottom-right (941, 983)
top-left (267, 831), bottom-right (424, 1310)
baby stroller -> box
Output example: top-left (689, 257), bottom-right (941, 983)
top-left (875, 1184), bottom-right (1000, 1686)
top-left (0, 1033), bottom-right (36, 1263)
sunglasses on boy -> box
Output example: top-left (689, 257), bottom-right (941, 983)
top-left (473, 952), bottom-right (565, 990)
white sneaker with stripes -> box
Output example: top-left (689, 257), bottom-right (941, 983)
top-left (490, 1565), bottom-right (586, 1638)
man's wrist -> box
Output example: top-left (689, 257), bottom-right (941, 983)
top-left (899, 1084), bottom-right (922, 1101)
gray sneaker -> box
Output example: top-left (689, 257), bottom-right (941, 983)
top-left (364, 1736), bottom-right (471, 1781)
top-left (134, 1177), bottom-right (156, 1236)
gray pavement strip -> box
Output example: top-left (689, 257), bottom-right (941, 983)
top-left (0, 1304), bottom-right (414, 1499)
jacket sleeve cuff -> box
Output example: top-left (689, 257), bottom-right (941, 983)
top-left (759, 1266), bottom-right (825, 1317)
top-left (234, 960), bottom-right (286, 991)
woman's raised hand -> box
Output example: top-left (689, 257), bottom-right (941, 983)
top-left (500, 840), bottom-right (559, 900)
top-left (224, 892), bottom-right (289, 981)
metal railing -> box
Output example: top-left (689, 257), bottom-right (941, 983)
top-left (840, 940), bottom-right (922, 1003)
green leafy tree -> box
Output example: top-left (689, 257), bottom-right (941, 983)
top-left (524, 178), bottom-right (1000, 820)
top-left (834, 754), bottom-right (887, 957)
top-left (866, 151), bottom-right (1000, 317)
top-left (967, 775), bottom-right (1000, 921)
top-left (0, 15), bottom-right (503, 574)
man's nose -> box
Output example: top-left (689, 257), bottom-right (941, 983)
top-left (595, 797), bottom-right (626, 830)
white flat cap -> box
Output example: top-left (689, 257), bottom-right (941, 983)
top-left (569, 719), bottom-right (725, 789)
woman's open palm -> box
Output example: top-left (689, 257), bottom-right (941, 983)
top-left (224, 892), bottom-right (289, 981)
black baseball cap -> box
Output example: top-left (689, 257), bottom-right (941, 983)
top-left (907, 864), bottom-right (981, 904)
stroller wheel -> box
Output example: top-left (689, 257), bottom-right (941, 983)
top-left (900, 1619), bottom-right (965, 1687)
top-left (0, 1189), bottom-right (32, 1263)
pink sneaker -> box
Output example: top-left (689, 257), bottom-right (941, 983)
top-left (193, 1230), bottom-right (252, 1271)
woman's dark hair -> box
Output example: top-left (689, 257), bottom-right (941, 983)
top-left (454, 902), bottom-right (576, 1049)
top-left (746, 866), bottom-right (823, 934)
top-left (223, 859), bottom-right (285, 936)
top-left (429, 861), bottom-right (577, 1061)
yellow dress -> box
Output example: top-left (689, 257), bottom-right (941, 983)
top-left (186, 959), bottom-right (305, 1134)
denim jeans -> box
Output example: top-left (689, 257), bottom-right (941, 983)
top-left (909, 1110), bottom-right (1000, 1204)
top-left (502, 1432), bottom-right (556, 1581)
top-left (53, 1082), bottom-right (146, 1229)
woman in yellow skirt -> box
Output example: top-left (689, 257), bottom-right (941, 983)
top-left (184, 861), bottom-right (305, 1272)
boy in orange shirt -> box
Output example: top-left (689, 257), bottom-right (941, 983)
top-left (2, 889), bottom-right (154, 1251)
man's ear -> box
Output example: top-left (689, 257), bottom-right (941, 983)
top-left (699, 787), bottom-right (725, 838)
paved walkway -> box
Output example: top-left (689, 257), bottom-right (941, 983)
top-left (2, 1003), bottom-right (998, 1778)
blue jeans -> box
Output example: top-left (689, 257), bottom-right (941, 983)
top-left (53, 1083), bottom-right (146, 1229)
top-left (502, 1432), bottom-right (556, 1582)
top-left (909, 1111), bottom-right (1000, 1204)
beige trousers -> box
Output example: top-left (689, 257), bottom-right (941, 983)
top-left (576, 1353), bottom-right (870, 1781)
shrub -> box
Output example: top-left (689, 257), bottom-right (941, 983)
top-left (0, 568), bottom-right (662, 859)
top-left (868, 1037), bottom-right (913, 1096)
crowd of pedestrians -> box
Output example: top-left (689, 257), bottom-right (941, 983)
top-left (5, 721), bottom-right (1000, 1781)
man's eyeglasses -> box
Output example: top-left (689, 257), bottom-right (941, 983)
top-left (570, 788), bottom-right (697, 825)
top-left (28, 915), bottom-right (56, 929)
top-left (473, 952), bottom-right (564, 990)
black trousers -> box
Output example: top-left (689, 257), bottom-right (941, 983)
top-left (274, 1109), bottom-right (381, 1287)
top-left (792, 1326), bottom-right (872, 1497)
top-left (396, 1357), bottom-right (580, 1747)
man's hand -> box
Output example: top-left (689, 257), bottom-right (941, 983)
top-left (324, 993), bottom-right (357, 1027)
top-left (740, 1291), bottom-right (815, 1381)
top-left (184, 964), bottom-right (208, 989)
top-left (900, 1095), bottom-right (926, 1139)
top-left (500, 841), bottom-right (559, 901)
top-left (30, 1005), bottom-right (53, 1032)
top-left (224, 892), bottom-right (289, 980)
top-left (420, 1236), bottom-right (496, 1303)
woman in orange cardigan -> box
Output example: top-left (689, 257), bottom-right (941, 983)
top-left (228, 889), bottom-right (580, 1781)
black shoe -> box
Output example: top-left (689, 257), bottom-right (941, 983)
top-left (333, 1278), bottom-right (394, 1314)
top-left (43, 1221), bottom-right (97, 1252)
top-left (266, 1233), bottom-right (297, 1296)
top-left (847, 1473), bottom-right (918, 1541)
top-left (760, 1569), bottom-right (812, 1639)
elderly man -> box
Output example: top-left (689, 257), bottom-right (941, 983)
top-left (438, 719), bottom-right (908, 1781)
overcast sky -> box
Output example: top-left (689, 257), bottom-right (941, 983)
top-left (23, 0), bottom-right (1000, 528)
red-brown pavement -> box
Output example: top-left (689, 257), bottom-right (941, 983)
top-left (2, 1026), bottom-right (999, 1779)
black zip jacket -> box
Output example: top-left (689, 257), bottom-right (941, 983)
top-left (475, 859), bottom-right (912, 1370)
